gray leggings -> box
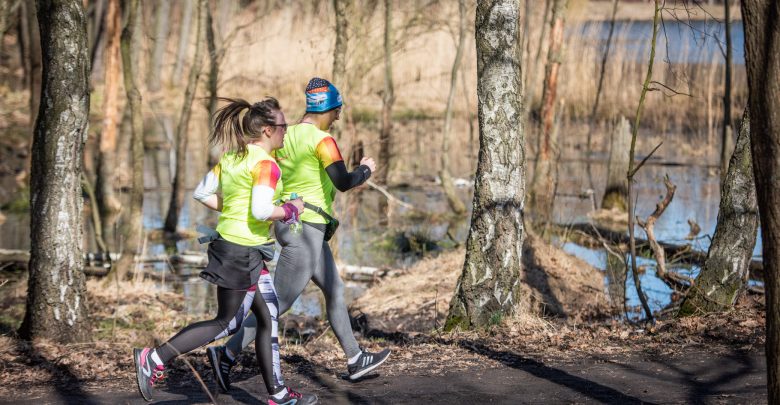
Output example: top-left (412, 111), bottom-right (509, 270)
top-left (225, 221), bottom-right (361, 365)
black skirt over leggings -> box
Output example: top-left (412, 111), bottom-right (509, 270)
top-left (154, 238), bottom-right (276, 394)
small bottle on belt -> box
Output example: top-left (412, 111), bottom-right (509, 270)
top-left (289, 192), bottom-right (303, 235)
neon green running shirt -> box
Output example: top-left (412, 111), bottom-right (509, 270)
top-left (274, 123), bottom-right (343, 224)
top-left (216, 144), bottom-right (283, 246)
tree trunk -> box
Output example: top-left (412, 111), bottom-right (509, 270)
top-left (530, 0), bottom-right (567, 222)
top-left (95, 0), bottom-right (122, 241)
top-left (205, 0), bottom-right (218, 170)
top-left (24, 0), bottom-right (41, 126)
top-left (146, 0), bottom-right (170, 92)
top-left (18, 0), bottom-right (90, 343)
top-left (164, 0), bottom-right (206, 234)
top-left (377, 0), bottom-right (394, 186)
top-left (332, 0), bottom-right (348, 97)
top-left (720, 0), bottom-right (733, 178)
top-left (172, 0), bottom-right (194, 84)
top-left (601, 116), bottom-right (631, 211)
top-left (0, 0), bottom-right (20, 39)
top-left (331, 0), bottom-right (349, 143)
top-left (679, 109), bottom-right (758, 316)
top-left (88, 0), bottom-right (106, 80)
top-left (526, 0), bottom-right (550, 106)
top-left (110, 0), bottom-right (144, 282)
top-left (740, 1), bottom-right (780, 401)
top-left (439, 0), bottom-right (467, 216)
top-left (605, 253), bottom-right (626, 315)
top-left (626, 0), bottom-right (662, 323)
top-left (586, 0), bottom-right (618, 155)
top-left (446, 0), bottom-right (525, 330)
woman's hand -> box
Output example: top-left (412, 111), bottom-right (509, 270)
top-left (289, 197), bottom-right (305, 214)
top-left (360, 156), bottom-right (376, 172)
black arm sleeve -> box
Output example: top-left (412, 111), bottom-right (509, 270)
top-left (324, 161), bottom-right (372, 192)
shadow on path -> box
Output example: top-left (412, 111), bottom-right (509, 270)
top-left (457, 339), bottom-right (653, 404)
top-left (25, 345), bottom-right (100, 405)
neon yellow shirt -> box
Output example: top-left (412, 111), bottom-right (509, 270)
top-left (274, 123), bottom-right (344, 224)
top-left (216, 145), bottom-right (282, 246)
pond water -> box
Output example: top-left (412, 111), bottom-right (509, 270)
top-left (577, 18), bottom-right (745, 65)
top-left (0, 153), bottom-right (763, 321)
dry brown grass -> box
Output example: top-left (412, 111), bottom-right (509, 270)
top-left (352, 233), bottom-right (609, 334)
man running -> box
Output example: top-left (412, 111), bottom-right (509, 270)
top-left (207, 78), bottom-right (390, 391)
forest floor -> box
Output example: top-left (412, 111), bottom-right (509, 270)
top-left (0, 239), bottom-right (767, 404)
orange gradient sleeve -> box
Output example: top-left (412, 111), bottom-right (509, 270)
top-left (315, 136), bottom-right (344, 168)
top-left (251, 160), bottom-right (281, 189)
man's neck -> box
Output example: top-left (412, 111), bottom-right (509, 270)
top-left (301, 113), bottom-right (330, 131)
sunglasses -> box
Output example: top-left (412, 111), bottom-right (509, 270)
top-left (268, 123), bottom-right (288, 132)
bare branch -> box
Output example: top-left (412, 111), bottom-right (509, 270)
top-left (636, 175), bottom-right (695, 291)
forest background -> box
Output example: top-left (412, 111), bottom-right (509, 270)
top-left (0, 0), bottom-right (772, 403)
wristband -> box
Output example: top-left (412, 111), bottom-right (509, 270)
top-left (281, 202), bottom-right (299, 224)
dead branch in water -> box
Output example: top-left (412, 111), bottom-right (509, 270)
top-left (366, 180), bottom-right (414, 210)
top-left (636, 175), bottom-right (695, 292)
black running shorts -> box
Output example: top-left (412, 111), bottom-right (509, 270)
top-left (199, 238), bottom-right (266, 290)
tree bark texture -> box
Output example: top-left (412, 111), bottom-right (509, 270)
top-left (530, 0), bottom-right (567, 222)
top-left (164, 0), bottom-right (206, 233)
top-left (19, 0), bottom-right (90, 342)
top-left (377, 0), bottom-right (395, 186)
top-left (172, 0), bottom-right (194, 84)
top-left (602, 116), bottom-right (630, 211)
top-left (95, 0), bottom-right (122, 235)
top-left (741, 2), bottom-right (780, 401)
top-left (439, 0), bottom-right (467, 216)
top-left (146, 0), bottom-right (170, 92)
top-left (446, 0), bottom-right (525, 330)
top-left (110, 0), bottom-right (144, 281)
top-left (679, 109), bottom-right (758, 316)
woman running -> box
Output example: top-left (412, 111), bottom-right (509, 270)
top-left (133, 97), bottom-right (316, 405)
top-left (208, 78), bottom-right (389, 391)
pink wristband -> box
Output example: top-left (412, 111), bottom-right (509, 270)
top-left (281, 202), bottom-right (298, 224)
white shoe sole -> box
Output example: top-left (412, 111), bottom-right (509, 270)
top-left (348, 351), bottom-right (390, 380)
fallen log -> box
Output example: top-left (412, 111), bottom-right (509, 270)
top-left (0, 249), bottom-right (208, 269)
top-left (551, 223), bottom-right (764, 281)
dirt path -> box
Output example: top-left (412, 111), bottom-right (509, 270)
top-left (4, 347), bottom-right (765, 404)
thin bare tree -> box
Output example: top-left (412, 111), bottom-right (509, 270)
top-left (720, 0), bottom-right (733, 178)
top-left (95, 0), bottom-right (122, 238)
top-left (586, 0), bottom-right (619, 155)
top-left (146, 1), bottom-right (170, 92)
top-left (109, 0), bottom-right (144, 281)
top-left (530, 0), bottom-right (568, 222)
top-left (377, 0), bottom-right (395, 186)
top-left (439, 0), bottom-right (467, 215)
top-left (172, 0), bottom-right (194, 84)
top-left (626, 0), bottom-right (662, 323)
top-left (164, 0), bottom-right (206, 233)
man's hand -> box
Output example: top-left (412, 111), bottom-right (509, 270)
top-left (360, 157), bottom-right (376, 173)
